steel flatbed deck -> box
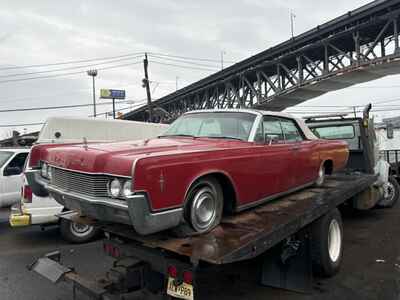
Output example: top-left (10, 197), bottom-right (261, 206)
top-left (101, 173), bottom-right (375, 265)
top-left (30, 173), bottom-right (377, 299)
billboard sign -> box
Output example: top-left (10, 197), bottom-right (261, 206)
top-left (100, 89), bottom-right (126, 99)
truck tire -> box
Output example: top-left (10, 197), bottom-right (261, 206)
top-left (311, 208), bottom-right (343, 277)
top-left (59, 219), bottom-right (101, 244)
top-left (376, 176), bottom-right (400, 208)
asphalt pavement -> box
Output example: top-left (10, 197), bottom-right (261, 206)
top-left (0, 201), bottom-right (399, 300)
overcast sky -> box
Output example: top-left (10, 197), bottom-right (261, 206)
top-left (0, 0), bottom-right (398, 139)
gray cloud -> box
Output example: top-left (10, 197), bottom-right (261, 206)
top-left (0, 0), bottom-right (397, 138)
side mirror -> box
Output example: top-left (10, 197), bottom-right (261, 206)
top-left (4, 166), bottom-right (22, 176)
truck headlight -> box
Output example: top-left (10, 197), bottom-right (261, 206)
top-left (109, 179), bottom-right (121, 198)
top-left (122, 180), bottom-right (132, 198)
top-left (41, 163), bottom-right (48, 178)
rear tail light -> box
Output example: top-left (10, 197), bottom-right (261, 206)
top-left (103, 242), bottom-right (121, 258)
top-left (22, 185), bottom-right (32, 203)
top-left (167, 265), bottom-right (178, 278)
top-left (183, 271), bottom-right (193, 284)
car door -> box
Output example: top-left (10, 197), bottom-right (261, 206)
top-left (256, 116), bottom-right (296, 199)
top-left (280, 118), bottom-right (316, 186)
top-left (0, 152), bottom-right (28, 206)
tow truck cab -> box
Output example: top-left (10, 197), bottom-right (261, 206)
top-left (305, 104), bottom-right (399, 209)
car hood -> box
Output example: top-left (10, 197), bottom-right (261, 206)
top-left (45, 137), bottom-right (247, 176)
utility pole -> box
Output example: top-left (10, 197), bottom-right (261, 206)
top-left (290, 10), bottom-right (296, 38)
top-left (143, 53), bottom-right (153, 122)
top-left (87, 69), bottom-right (98, 118)
top-left (353, 106), bottom-right (357, 118)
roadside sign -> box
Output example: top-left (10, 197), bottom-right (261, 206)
top-left (100, 89), bottom-right (126, 99)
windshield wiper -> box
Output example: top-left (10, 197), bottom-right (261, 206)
top-left (198, 136), bottom-right (244, 141)
top-left (158, 134), bottom-right (196, 138)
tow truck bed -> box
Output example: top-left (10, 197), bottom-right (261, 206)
top-left (102, 173), bottom-right (374, 264)
top-left (31, 173), bottom-right (377, 299)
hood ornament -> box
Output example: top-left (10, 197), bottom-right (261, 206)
top-left (83, 137), bottom-right (88, 150)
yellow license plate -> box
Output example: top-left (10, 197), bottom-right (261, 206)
top-left (166, 277), bottom-right (194, 300)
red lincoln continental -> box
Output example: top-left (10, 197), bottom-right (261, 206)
top-left (28, 110), bottom-right (348, 235)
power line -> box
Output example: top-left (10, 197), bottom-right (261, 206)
top-left (0, 55), bottom-right (144, 78)
top-left (148, 52), bottom-right (236, 64)
top-left (0, 52), bottom-right (145, 71)
top-left (0, 61), bottom-right (143, 84)
top-left (150, 60), bottom-right (218, 72)
top-left (148, 54), bottom-right (221, 69)
top-left (0, 100), bottom-right (137, 113)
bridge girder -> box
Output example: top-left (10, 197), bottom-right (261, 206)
top-left (124, 1), bottom-right (400, 123)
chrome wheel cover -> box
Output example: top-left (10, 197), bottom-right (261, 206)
top-left (70, 222), bottom-right (94, 237)
top-left (383, 181), bottom-right (395, 202)
top-left (328, 219), bottom-right (341, 263)
top-left (190, 186), bottom-right (217, 232)
top-left (316, 165), bottom-right (325, 186)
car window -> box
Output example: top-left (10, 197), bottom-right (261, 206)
top-left (162, 112), bottom-right (256, 141)
top-left (263, 116), bottom-right (285, 144)
top-left (311, 125), bottom-right (355, 140)
top-left (280, 118), bottom-right (304, 142)
top-left (5, 152), bottom-right (28, 175)
top-left (0, 151), bottom-right (13, 168)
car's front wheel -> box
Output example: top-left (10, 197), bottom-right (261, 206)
top-left (59, 218), bottom-right (101, 243)
top-left (176, 177), bottom-right (223, 236)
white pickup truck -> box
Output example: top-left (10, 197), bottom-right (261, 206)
top-left (10, 117), bottom-right (168, 243)
top-left (0, 148), bottom-right (29, 207)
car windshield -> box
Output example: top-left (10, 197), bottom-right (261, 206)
top-left (0, 151), bottom-right (13, 168)
top-left (160, 112), bottom-right (256, 141)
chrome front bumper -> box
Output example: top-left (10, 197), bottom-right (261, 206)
top-left (27, 169), bottom-right (183, 235)
top-left (47, 184), bottom-right (183, 235)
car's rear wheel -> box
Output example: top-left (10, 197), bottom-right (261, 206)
top-left (60, 218), bottom-right (101, 243)
top-left (177, 177), bottom-right (223, 236)
top-left (315, 163), bottom-right (326, 187)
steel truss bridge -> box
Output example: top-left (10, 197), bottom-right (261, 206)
top-left (125, 0), bottom-right (400, 123)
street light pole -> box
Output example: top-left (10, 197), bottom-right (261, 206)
top-left (87, 69), bottom-right (98, 118)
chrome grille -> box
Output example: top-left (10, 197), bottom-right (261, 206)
top-left (50, 167), bottom-right (110, 198)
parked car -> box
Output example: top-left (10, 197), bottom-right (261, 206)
top-left (0, 148), bottom-right (29, 207)
top-left (11, 117), bottom-right (168, 243)
top-left (28, 110), bottom-right (349, 236)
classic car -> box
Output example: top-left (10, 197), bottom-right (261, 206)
top-left (27, 110), bottom-right (349, 235)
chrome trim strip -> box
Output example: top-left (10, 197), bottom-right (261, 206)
top-left (236, 181), bottom-right (315, 212)
top-left (47, 185), bottom-right (129, 210)
top-left (46, 164), bottom-right (132, 178)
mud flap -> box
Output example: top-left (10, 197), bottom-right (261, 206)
top-left (260, 231), bottom-right (312, 293)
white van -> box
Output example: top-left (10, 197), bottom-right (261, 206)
top-left (0, 148), bottom-right (30, 207)
top-left (10, 117), bottom-right (168, 243)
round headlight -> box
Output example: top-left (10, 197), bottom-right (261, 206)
top-left (109, 179), bottom-right (121, 198)
top-left (47, 165), bottom-right (52, 180)
top-left (41, 163), bottom-right (48, 178)
top-left (122, 180), bottom-right (132, 198)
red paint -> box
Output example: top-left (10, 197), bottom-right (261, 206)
top-left (32, 136), bottom-right (348, 212)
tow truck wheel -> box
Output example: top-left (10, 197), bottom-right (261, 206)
top-left (376, 176), bottom-right (400, 208)
top-left (60, 219), bottom-right (100, 244)
top-left (311, 208), bottom-right (343, 277)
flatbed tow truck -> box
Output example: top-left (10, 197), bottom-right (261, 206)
top-left (29, 105), bottom-right (392, 300)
